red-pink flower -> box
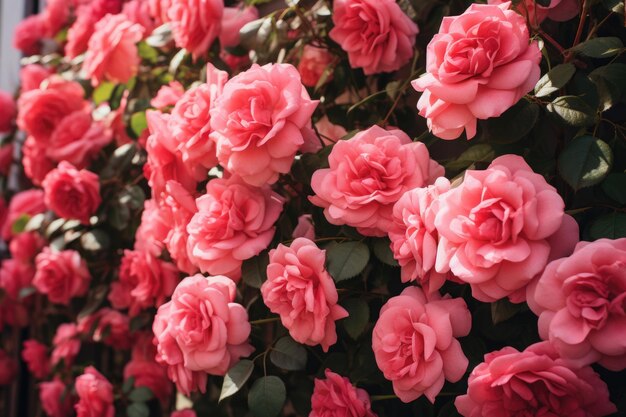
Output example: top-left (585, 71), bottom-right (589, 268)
top-left (9, 232), bottom-right (45, 263)
top-left (186, 176), bottom-right (284, 280)
top-left (219, 5), bottom-right (258, 48)
top-left (41, 0), bottom-right (70, 37)
top-left (22, 136), bottom-right (56, 186)
top-left (311, 369), bottom-right (377, 417)
top-left (261, 238), bottom-right (348, 351)
top-left (166, 0), bottom-right (224, 59)
top-left (78, 308), bottom-right (131, 349)
top-left (1, 189), bottom-right (45, 241)
top-left (0, 90), bottom-right (16, 133)
top-left (51, 323), bottom-right (81, 367)
top-left (171, 410), bottom-right (196, 417)
top-left (33, 248), bottom-right (91, 305)
top-left (19, 64), bottom-right (53, 92)
top-left (455, 342), bottom-right (617, 417)
top-left (527, 238), bottom-right (626, 371)
top-left (310, 125), bottom-right (443, 237)
top-left (0, 259), bottom-right (35, 300)
top-left (74, 367), bottom-right (115, 417)
top-left (122, 0), bottom-right (157, 35)
top-left (0, 349), bottom-right (17, 385)
top-left (13, 15), bottom-right (45, 55)
top-left (372, 286), bottom-right (471, 403)
top-left (209, 63), bottom-right (319, 186)
top-left (21, 340), bottom-right (50, 379)
top-left (134, 199), bottom-right (170, 256)
top-left (65, 12), bottom-right (97, 59)
top-left (123, 333), bottom-right (172, 403)
top-left (151, 81), bottom-right (185, 110)
top-left (298, 45), bottom-right (334, 88)
top-left (329, 0), bottom-right (418, 75)
top-left (161, 181), bottom-right (198, 275)
top-left (40, 379), bottom-right (73, 417)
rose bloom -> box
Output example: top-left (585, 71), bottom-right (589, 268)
top-left (0, 298), bottom-right (30, 329)
top-left (78, 308), bottom-right (132, 349)
top-left (186, 175), bottom-right (284, 280)
top-left (329, 0), bottom-right (418, 75)
top-left (262, 238), bottom-right (348, 351)
top-left (489, 0), bottom-right (579, 26)
top-left (434, 155), bottom-right (579, 303)
top-left (122, 0), bottom-right (157, 35)
top-left (0, 90), bottom-right (16, 133)
top-left (292, 214), bottom-right (315, 241)
top-left (412, 3), bottom-right (541, 140)
top-left (134, 199), bottom-right (170, 256)
top-left (373, 287), bottom-right (470, 403)
top-left (123, 334), bottom-right (172, 403)
top-left (66, 12), bottom-right (97, 59)
top-left (161, 181), bottom-right (199, 275)
top-left (0, 259), bottom-right (35, 300)
top-left (13, 15), bottom-right (45, 55)
top-left (9, 232), bottom-right (45, 263)
top-left (33, 248), bottom-right (91, 305)
top-left (151, 81), bottom-right (185, 109)
top-left (75, 367), bottom-right (115, 417)
top-left (298, 45), bottom-right (334, 88)
top-left (219, 5), bottom-right (259, 48)
top-left (166, 0), bottom-right (224, 59)
top-left (389, 178), bottom-right (451, 294)
top-left (455, 342), bottom-right (617, 417)
top-left (43, 162), bottom-right (101, 225)
top-left (527, 238), bottom-right (626, 371)
top-left (40, 379), bottom-right (73, 417)
top-left (311, 369), bottom-right (377, 417)
top-left (20, 64), bottom-right (53, 92)
top-left (21, 339), bottom-right (50, 379)
top-left (51, 323), bottom-right (81, 367)
top-left (41, 0), bottom-right (69, 37)
top-left (209, 63), bottom-right (319, 186)
top-left (153, 275), bottom-right (254, 394)
top-left (83, 13), bottom-right (144, 86)
top-left (0, 349), bottom-right (17, 385)
top-left (310, 125), bottom-right (444, 237)
top-left (172, 410), bottom-right (196, 417)
top-left (315, 116), bottom-right (347, 145)
top-left (1, 189), bottom-right (46, 241)
top-left (22, 136), bottom-right (56, 186)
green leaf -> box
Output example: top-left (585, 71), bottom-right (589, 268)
top-left (119, 185), bottom-right (146, 210)
top-left (247, 376), bottom-right (286, 417)
top-left (126, 402), bottom-right (149, 417)
top-left (602, 173), bottom-right (626, 204)
top-left (480, 100), bottom-right (540, 144)
top-left (547, 96), bottom-right (597, 127)
top-left (534, 63), bottom-right (576, 97)
top-left (570, 37), bottom-right (624, 58)
top-left (590, 63), bottom-right (626, 110)
top-left (446, 144), bottom-right (495, 171)
top-left (80, 230), bottom-right (110, 252)
top-left (490, 299), bottom-right (523, 325)
top-left (128, 386), bottom-right (153, 403)
top-left (11, 214), bottom-right (31, 235)
top-left (341, 298), bottom-right (369, 340)
top-left (130, 112), bottom-right (148, 138)
top-left (242, 252), bottom-right (269, 289)
top-left (270, 337), bottom-right (307, 371)
top-left (93, 81), bottom-right (116, 105)
top-left (220, 359), bottom-right (254, 402)
top-left (109, 83), bottom-right (127, 110)
top-left (590, 212), bottom-right (626, 239)
top-left (101, 143), bottom-right (138, 179)
top-left (558, 135), bottom-right (613, 190)
top-left (372, 238), bottom-right (399, 267)
top-left (137, 41), bottom-right (158, 63)
top-left (122, 377), bottom-right (135, 394)
top-left (326, 241), bottom-right (370, 282)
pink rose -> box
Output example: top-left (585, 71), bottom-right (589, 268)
top-left (315, 116), bottom-right (347, 145)
top-left (9, 232), bottom-right (45, 263)
top-left (41, 0), bottom-right (70, 37)
top-left (373, 286), bottom-right (471, 403)
top-left (311, 369), bottom-right (377, 417)
top-left (186, 175), bottom-right (284, 280)
top-left (65, 12), bottom-right (97, 59)
top-left (310, 125), bottom-right (444, 237)
top-left (0, 90), bottom-right (16, 133)
top-left (75, 367), bottom-right (115, 417)
top-left (209, 63), bottom-right (319, 186)
top-left (151, 81), bottom-right (185, 109)
top-left (489, 0), bottom-right (579, 26)
top-left (166, 0), bottom-right (224, 59)
top-left (0, 259), bottom-right (35, 300)
top-left (389, 178), bottom-right (451, 293)
top-left (51, 323), bottom-right (81, 367)
top-left (134, 199), bottom-right (170, 256)
top-left (412, 3), bottom-right (541, 140)
top-left (78, 308), bottom-right (131, 349)
top-left (40, 379), bottom-right (73, 417)
top-left (0, 349), bottom-right (17, 385)
top-left (13, 15), bottom-right (45, 55)
top-left (148, 0), bottom-right (172, 25)
top-left (298, 45), bottom-right (334, 88)
top-left (172, 410), bottom-right (196, 417)
top-left (153, 275), bottom-right (254, 395)
top-left (161, 181), bottom-right (198, 275)
top-left (262, 238), bottom-right (348, 351)
top-left (329, 0), bottom-right (418, 75)
top-left (33, 248), bottom-right (91, 305)
top-left (122, 0), bottom-right (157, 35)
top-left (123, 334), bottom-right (172, 403)
top-left (19, 64), bottom-right (53, 92)
top-left (527, 238), bottom-right (626, 371)
top-left (21, 339), bottom-right (50, 379)
top-left (219, 5), bottom-right (259, 48)
top-left (455, 342), bottom-right (617, 417)
top-left (83, 14), bottom-right (144, 86)
top-left (434, 155), bottom-right (579, 303)
top-left (292, 214), bottom-right (315, 241)
top-left (22, 136), bottom-right (56, 186)
top-left (1, 189), bottom-right (45, 241)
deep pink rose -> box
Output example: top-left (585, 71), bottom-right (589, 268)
top-left (21, 339), bottom-right (50, 379)
top-left (0, 298), bottom-right (30, 329)
top-left (134, 199), bottom-right (170, 256)
top-left (161, 181), bottom-right (199, 275)
top-left (40, 379), bottom-right (73, 417)
top-left (13, 15), bottom-right (45, 55)
top-left (124, 334), bottom-right (172, 403)
top-left (33, 248), bottom-right (91, 305)
top-left (412, 3), bottom-right (541, 140)
top-left (389, 178), bottom-right (451, 293)
top-left (310, 125), bottom-right (444, 237)
top-left (22, 136), bottom-right (56, 186)
top-left (153, 275), bottom-right (254, 394)
top-left (0, 90), bottom-right (16, 133)
top-left (0, 259), bottom-right (35, 300)
top-left (434, 155), bottom-right (579, 303)
top-left (311, 369), bottom-right (377, 417)
top-left (78, 308), bottom-right (132, 349)
top-left (219, 5), bottom-right (259, 48)
top-left (455, 342), bottom-right (616, 417)
top-left (489, 0), bottom-right (579, 26)
top-left (75, 367), bottom-right (115, 417)
top-left (83, 13), bottom-right (144, 86)
top-left (43, 162), bottom-right (101, 225)
top-left (19, 64), bottom-right (53, 92)
top-left (151, 81), bottom-right (185, 109)
top-left (298, 45), bottom-right (334, 88)
top-left (51, 323), bottom-right (81, 367)
top-left (0, 349), bottom-right (17, 385)
top-left (209, 63), bottom-right (319, 186)
top-left (329, 0), bottom-right (418, 75)
top-left (186, 175), bottom-right (284, 280)
top-left (9, 232), bottom-right (45, 263)
top-left (171, 410), bottom-right (196, 417)
top-left (41, 0), bottom-right (70, 37)
top-left (166, 0), bottom-right (224, 59)
top-left (1, 189), bottom-right (45, 241)
top-left (122, 0), bottom-right (157, 35)
top-left (527, 238), bottom-right (626, 371)
top-left (262, 238), bottom-right (348, 351)
top-left (373, 287), bottom-right (471, 403)
top-left (89, 0), bottom-right (124, 18)
top-left (65, 12), bottom-right (97, 59)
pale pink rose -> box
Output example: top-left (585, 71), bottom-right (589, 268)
top-left (434, 155), bottom-right (579, 303)
top-left (22, 136), bottom-right (56, 186)
top-left (315, 116), bottom-right (348, 145)
top-left (0, 90), bottom-right (16, 133)
top-left (262, 238), bottom-right (348, 351)
top-left (166, 0), bottom-right (224, 59)
top-left (19, 64), bottom-right (53, 92)
top-left (455, 342), bottom-right (617, 417)
top-left (298, 45), bottom-right (334, 87)
top-left (42, 161), bottom-right (101, 225)
top-left (209, 63), bottom-right (319, 186)
top-left (41, 0), bottom-right (70, 37)
top-left (33, 248), bottom-right (91, 305)
top-left (9, 232), bottom-right (45, 263)
top-left (310, 125), bottom-right (444, 237)
top-left (21, 339), bottom-right (50, 379)
top-left (527, 238), bottom-right (626, 371)
top-left (489, 0), bottom-right (579, 26)
top-left (186, 176), bottom-right (284, 280)
top-left (134, 199), bottom-right (170, 256)
top-left (161, 181), bottom-right (198, 275)
top-left (51, 323), bottom-right (81, 367)
top-left (153, 275), bottom-right (254, 394)
top-left (0, 144), bottom-right (13, 176)
top-left (78, 308), bottom-right (131, 349)
top-left (1, 189), bottom-right (46, 241)
top-left (373, 286), bottom-right (471, 403)
top-left (13, 15), bottom-right (45, 55)
top-left (74, 367), bottom-right (115, 417)
top-left (311, 369), bottom-right (377, 417)
top-left (412, 3), bottom-right (541, 140)
top-left (122, 0), bottom-right (157, 35)
top-left (40, 379), bottom-right (73, 417)
top-left (0, 259), bottom-right (35, 300)
top-left (124, 334), bottom-right (172, 403)
top-left (0, 349), bottom-right (17, 385)
top-left (329, 0), bottom-right (418, 75)
top-left (172, 410), bottom-right (196, 417)
top-left (219, 5), bottom-right (259, 48)
top-left (389, 178), bottom-right (450, 293)
top-left (292, 214), bottom-right (315, 241)
top-left (151, 81), bottom-right (185, 109)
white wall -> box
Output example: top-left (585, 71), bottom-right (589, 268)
top-left (0, 0), bottom-right (29, 92)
